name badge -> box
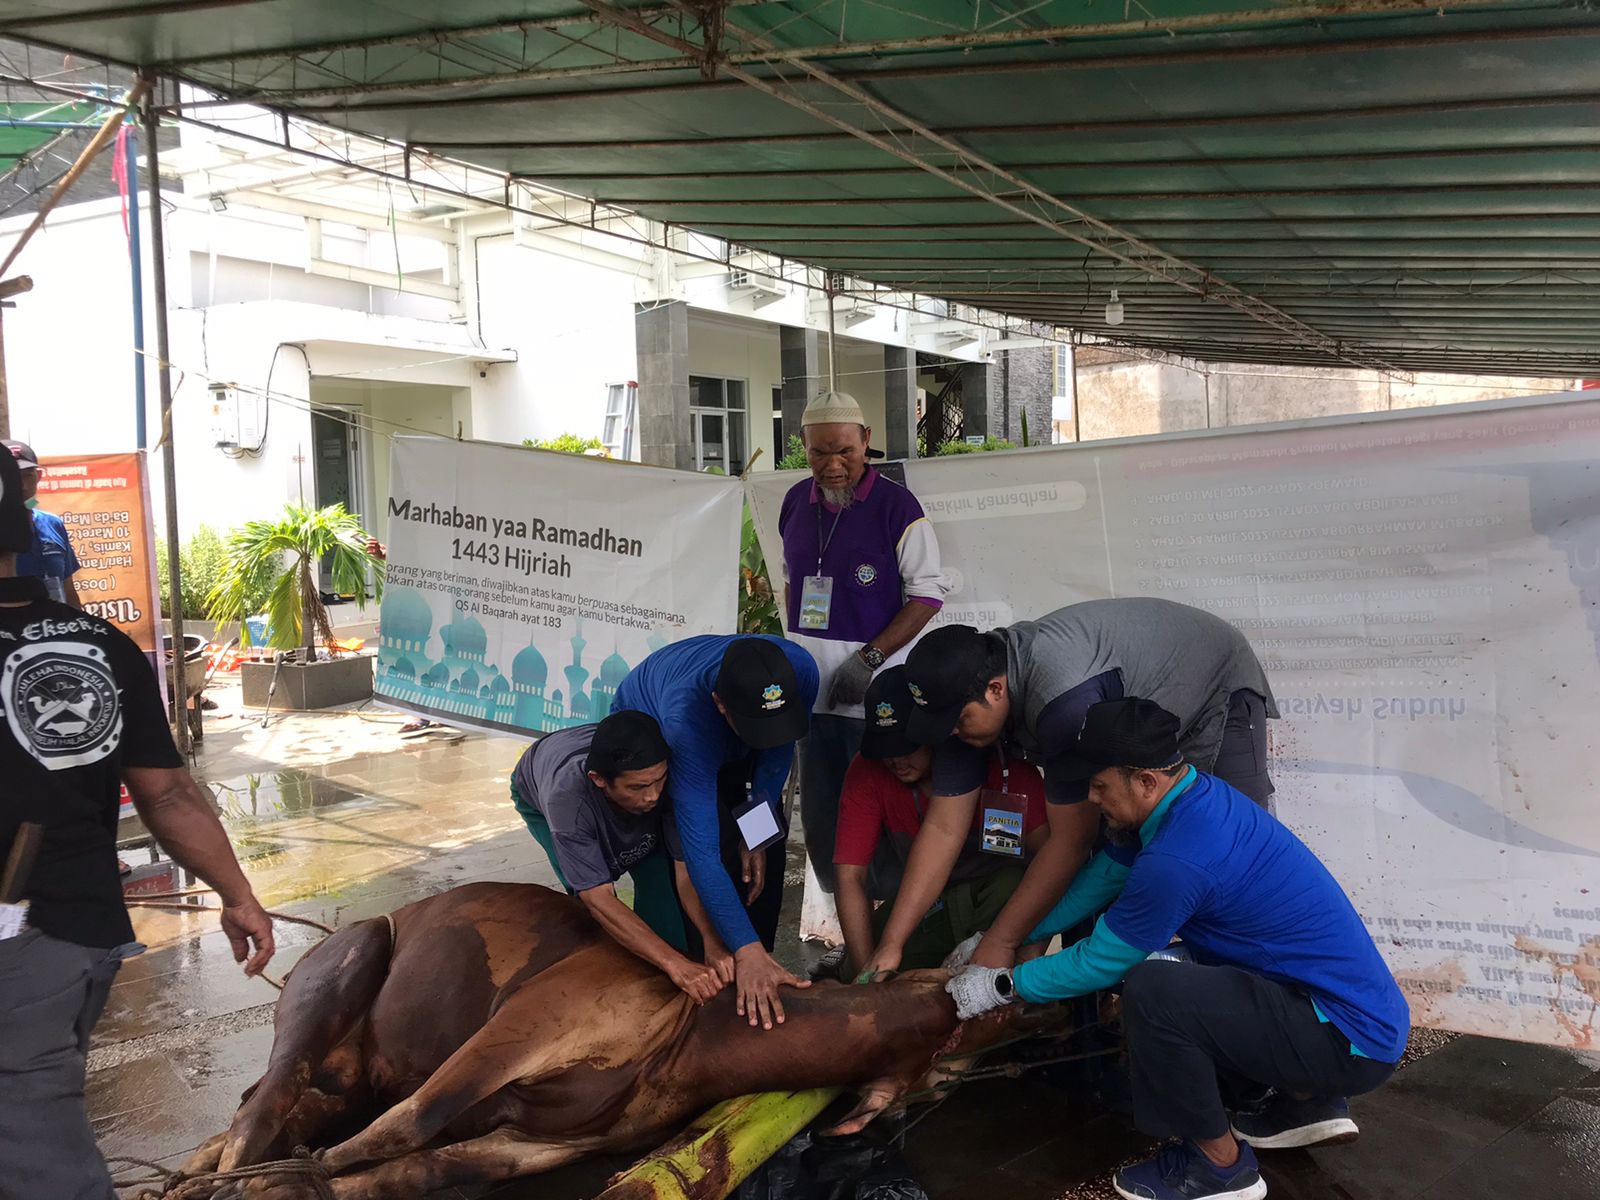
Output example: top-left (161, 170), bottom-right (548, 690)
top-left (979, 787), bottom-right (1025, 858)
top-left (0, 901), bottom-right (29, 941)
top-left (733, 792), bottom-right (785, 853)
top-left (798, 575), bottom-right (833, 630)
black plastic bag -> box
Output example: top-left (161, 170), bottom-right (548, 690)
top-left (737, 1128), bottom-right (930, 1200)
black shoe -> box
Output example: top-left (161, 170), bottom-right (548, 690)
top-left (810, 943), bottom-right (848, 981)
top-left (1231, 1094), bottom-right (1357, 1150)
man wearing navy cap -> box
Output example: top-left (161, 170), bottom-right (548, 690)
top-left (875, 599), bottom-right (1275, 977)
top-left (612, 634), bottom-right (818, 1029)
top-left (946, 698), bottom-right (1407, 1200)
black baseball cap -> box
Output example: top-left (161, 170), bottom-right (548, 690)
top-left (859, 666), bottom-right (921, 760)
top-left (903, 624), bottom-right (998, 744)
top-left (1057, 698), bottom-right (1183, 784)
top-left (586, 710), bottom-right (671, 778)
top-left (0, 443), bottom-right (32, 553)
top-left (3, 440), bottom-right (38, 471)
top-left (715, 637), bottom-right (809, 749)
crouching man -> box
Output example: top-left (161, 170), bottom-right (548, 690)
top-left (834, 667), bottom-right (1047, 978)
top-left (511, 710), bottom-right (731, 1004)
top-left (946, 699), bottom-right (1407, 1200)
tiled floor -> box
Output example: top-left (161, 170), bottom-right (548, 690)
top-left (90, 698), bottom-right (1600, 1199)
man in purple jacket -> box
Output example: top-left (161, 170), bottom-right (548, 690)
top-left (778, 390), bottom-right (948, 897)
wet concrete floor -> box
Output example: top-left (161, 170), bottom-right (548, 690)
top-left (92, 713), bottom-right (1600, 1199)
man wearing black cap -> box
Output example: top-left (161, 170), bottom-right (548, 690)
top-left (510, 710), bottom-right (731, 1004)
top-left (612, 634), bottom-right (818, 1029)
top-left (884, 599), bottom-right (1275, 976)
top-left (945, 698), bottom-right (1407, 1200)
top-left (833, 667), bottom-right (1047, 977)
top-left (0, 447), bottom-right (276, 1199)
top-left (5, 440), bottom-right (83, 608)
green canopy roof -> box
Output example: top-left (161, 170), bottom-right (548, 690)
top-left (2, 0), bottom-right (1597, 373)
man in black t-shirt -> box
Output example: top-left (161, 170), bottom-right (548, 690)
top-left (0, 449), bottom-right (276, 1200)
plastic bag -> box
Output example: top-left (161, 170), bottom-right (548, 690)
top-left (737, 1129), bottom-right (930, 1200)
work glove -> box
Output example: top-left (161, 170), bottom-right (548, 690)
top-left (828, 651), bottom-right (876, 709)
top-left (945, 965), bottom-right (1016, 1020)
top-left (942, 931), bottom-right (984, 972)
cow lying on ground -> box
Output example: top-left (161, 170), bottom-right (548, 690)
top-left (163, 882), bottom-right (1067, 1199)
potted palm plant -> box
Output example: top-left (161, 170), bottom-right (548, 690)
top-left (208, 502), bottom-right (385, 710)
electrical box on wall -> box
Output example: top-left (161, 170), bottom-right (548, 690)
top-left (210, 383), bottom-right (241, 447)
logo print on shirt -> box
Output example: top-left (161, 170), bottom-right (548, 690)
top-left (2, 640), bottom-right (122, 770)
top-left (761, 683), bottom-right (785, 710)
top-left (854, 563), bottom-right (878, 586)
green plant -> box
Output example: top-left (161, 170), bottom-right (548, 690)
top-left (775, 434), bottom-right (809, 471)
top-left (932, 435), bottom-right (1016, 455)
top-left (738, 505), bottom-right (781, 635)
top-left (206, 503), bottom-right (384, 655)
top-left (523, 432), bottom-right (605, 455)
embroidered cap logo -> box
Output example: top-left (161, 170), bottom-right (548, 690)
top-left (908, 681), bottom-right (928, 707)
top-left (761, 683), bottom-right (785, 711)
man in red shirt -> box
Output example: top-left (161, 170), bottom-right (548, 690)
top-left (833, 666), bottom-right (1048, 976)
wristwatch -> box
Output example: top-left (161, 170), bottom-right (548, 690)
top-left (859, 644), bottom-right (886, 669)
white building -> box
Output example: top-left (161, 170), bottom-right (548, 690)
top-left (0, 108), bottom-right (1061, 559)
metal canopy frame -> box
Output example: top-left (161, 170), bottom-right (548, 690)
top-left (0, 0), bottom-right (1596, 375)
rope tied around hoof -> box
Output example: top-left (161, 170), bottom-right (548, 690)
top-left (111, 1146), bottom-right (334, 1200)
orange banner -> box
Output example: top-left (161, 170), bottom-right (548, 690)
top-left (35, 452), bottom-right (162, 655)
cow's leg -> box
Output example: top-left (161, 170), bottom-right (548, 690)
top-left (219, 918), bottom-right (392, 1170)
top-left (319, 961), bottom-right (682, 1173)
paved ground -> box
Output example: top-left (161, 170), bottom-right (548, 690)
top-left (93, 684), bottom-right (1600, 1199)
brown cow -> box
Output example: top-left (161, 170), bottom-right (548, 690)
top-left (165, 882), bottom-right (1068, 1199)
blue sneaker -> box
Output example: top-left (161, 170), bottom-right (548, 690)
top-left (1113, 1140), bottom-right (1266, 1200)
top-left (1230, 1094), bottom-right (1357, 1150)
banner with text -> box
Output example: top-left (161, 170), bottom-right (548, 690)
top-left (749, 393), bottom-right (1600, 1048)
top-left (375, 437), bottom-right (742, 736)
top-left (37, 452), bottom-right (162, 655)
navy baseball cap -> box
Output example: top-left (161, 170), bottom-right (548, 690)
top-left (3, 440), bottom-right (38, 471)
top-left (715, 638), bottom-right (809, 750)
top-left (903, 624), bottom-right (995, 744)
top-left (0, 446), bottom-right (32, 552)
top-left (1064, 698), bottom-right (1183, 780)
top-left (859, 666), bottom-right (921, 760)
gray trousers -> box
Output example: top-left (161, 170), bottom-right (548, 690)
top-left (0, 929), bottom-right (130, 1200)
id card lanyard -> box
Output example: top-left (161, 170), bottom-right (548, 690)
top-left (798, 501), bottom-right (846, 631)
top-left (979, 749), bottom-right (1026, 858)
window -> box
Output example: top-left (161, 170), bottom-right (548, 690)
top-left (1053, 345), bottom-right (1071, 398)
top-left (689, 375), bottom-right (748, 473)
top-left (772, 386), bottom-right (785, 455)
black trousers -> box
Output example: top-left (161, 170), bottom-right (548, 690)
top-left (1211, 688), bottom-right (1275, 810)
top-left (1121, 960), bottom-right (1397, 1142)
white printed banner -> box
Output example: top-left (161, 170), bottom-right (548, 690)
top-left (748, 393), bottom-right (1600, 1048)
top-left (376, 437), bottom-right (742, 735)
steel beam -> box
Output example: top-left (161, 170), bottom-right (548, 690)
top-left (577, 0), bottom-right (1402, 374)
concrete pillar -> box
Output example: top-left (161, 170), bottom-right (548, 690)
top-left (883, 345), bottom-right (918, 459)
top-left (960, 361), bottom-right (993, 440)
top-left (779, 326), bottom-right (819, 450)
top-left (635, 301), bottom-right (692, 470)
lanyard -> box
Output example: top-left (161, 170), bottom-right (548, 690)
top-left (815, 500), bottom-right (845, 575)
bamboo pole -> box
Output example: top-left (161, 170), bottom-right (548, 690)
top-left (593, 1089), bottom-right (841, 1200)
top-left (0, 81), bottom-right (149, 280)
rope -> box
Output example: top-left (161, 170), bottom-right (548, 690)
top-left (124, 897), bottom-right (336, 936)
top-left (112, 1148), bottom-right (334, 1200)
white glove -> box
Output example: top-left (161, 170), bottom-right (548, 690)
top-left (945, 965), bottom-right (1016, 1020)
top-left (942, 932), bottom-right (984, 972)
top-left (828, 652), bottom-right (876, 708)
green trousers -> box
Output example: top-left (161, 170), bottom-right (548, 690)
top-left (511, 781), bottom-right (689, 953)
top-left (872, 862), bottom-right (1028, 970)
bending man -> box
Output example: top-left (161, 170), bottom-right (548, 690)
top-left (947, 698), bottom-right (1407, 1200)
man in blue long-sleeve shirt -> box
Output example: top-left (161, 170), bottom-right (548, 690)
top-left (946, 698), bottom-right (1407, 1200)
top-left (613, 634), bottom-right (818, 1029)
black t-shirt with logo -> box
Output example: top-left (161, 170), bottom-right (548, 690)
top-left (0, 577), bottom-right (181, 947)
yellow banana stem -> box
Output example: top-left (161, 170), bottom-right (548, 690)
top-left (594, 1088), bottom-right (843, 1200)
